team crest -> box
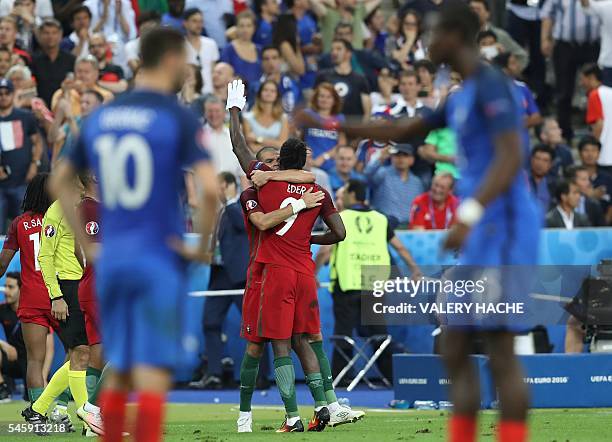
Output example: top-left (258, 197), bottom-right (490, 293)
top-left (246, 200), bottom-right (257, 210)
top-left (85, 221), bottom-right (99, 235)
top-left (44, 225), bottom-right (55, 238)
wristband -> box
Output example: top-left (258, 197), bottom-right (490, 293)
top-left (51, 296), bottom-right (64, 302)
top-left (290, 198), bottom-right (307, 215)
top-left (456, 198), bottom-right (484, 227)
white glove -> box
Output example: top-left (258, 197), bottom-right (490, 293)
top-left (226, 79), bottom-right (247, 111)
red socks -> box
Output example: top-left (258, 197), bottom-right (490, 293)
top-left (498, 420), bottom-right (527, 442)
top-left (100, 390), bottom-right (127, 442)
top-left (135, 391), bottom-right (165, 442)
top-left (449, 414), bottom-right (477, 442)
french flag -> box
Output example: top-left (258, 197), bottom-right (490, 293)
top-left (0, 121), bottom-right (23, 151)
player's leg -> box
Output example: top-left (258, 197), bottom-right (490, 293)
top-left (100, 368), bottom-right (130, 442)
top-left (21, 321), bottom-right (49, 403)
top-left (485, 331), bottom-right (529, 442)
top-left (77, 342), bottom-right (105, 436)
top-left (441, 329), bottom-right (480, 442)
top-left (271, 338), bottom-right (302, 431)
top-left (131, 365), bottom-right (172, 442)
top-left (237, 341), bottom-right (264, 433)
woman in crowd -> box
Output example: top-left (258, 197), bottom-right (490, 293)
top-left (385, 9), bottom-right (426, 72)
top-left (364, 6), bottom-right (388, 57)
top-left (179, 63), bottom-right (204, 109)
top-left (301, 82), bottom-right (346, 170)
top-left (414, 59), bottom-right (439, 108)
top-left (220, 10), bottom-right (262, 88)
top-left (242, 80), bottom-right (289, 151)
top-left (272, 13), bottom-right (304, 77)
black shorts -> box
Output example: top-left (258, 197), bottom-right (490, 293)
top-left (56, 279), bottom-right (88, 349)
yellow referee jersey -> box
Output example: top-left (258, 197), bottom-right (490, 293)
top-left (38, 200), bottom-right (83, 299)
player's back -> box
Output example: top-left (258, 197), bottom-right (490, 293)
top-left (74, 90), bottom-right (208, 264)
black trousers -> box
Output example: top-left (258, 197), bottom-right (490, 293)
top-left (552, 40), bottom-right (600, 140)
top-left (331, 286), bottom-right (393, 381)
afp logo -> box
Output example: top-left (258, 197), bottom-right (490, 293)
top-left (85, 221), bottom-right (99, 235)
top-left (44, 225), bottom-right (55, 238)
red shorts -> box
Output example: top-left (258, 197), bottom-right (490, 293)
top-left (255, 264), bottom-right (320, 340)
top-left (79, 272), bottom-right (101, 345)
top-left (241, 262), bottom-right (266, 343)
top-left (17, 306), bottom-right (59, 331)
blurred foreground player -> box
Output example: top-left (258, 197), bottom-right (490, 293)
top-left (298, 3), bottom-right (541, 441)
top-left (50, 27), bottom-right (219, 442)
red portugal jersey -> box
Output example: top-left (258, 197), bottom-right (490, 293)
top-left (255, 180), bottom-right (336, 275)
top-left (77, 197), bottom-right (100, 302)
top-left (239, 187), bottom-right (264, 263)
top-left (3, 212), bottom-right (49, 310)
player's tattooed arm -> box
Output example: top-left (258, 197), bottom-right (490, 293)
top-left (249, 188), bottom-right (324, 230)
top-left (229, 107), bottom-right (255, 174)
top-left (250, 169), bottom-right (315, 188)
top-left (310, 212), bottom-right (346, 245)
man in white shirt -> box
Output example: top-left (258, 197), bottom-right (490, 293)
top-left (546, 179), bottom-right (591, 228)
top-left (124, 11), bottom-right (161, 78)
top-left (85, 0), bottom-right (136, 43)
top-left (183, 8), bottom-right (219, 94)
top-left (581, 0), bottom-right (612, 86)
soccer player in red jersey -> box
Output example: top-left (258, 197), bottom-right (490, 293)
top-left (0, 174), bottom-right (55, 407)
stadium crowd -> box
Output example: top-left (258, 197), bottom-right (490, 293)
top-left (0, 0), bottom-right (611, 395)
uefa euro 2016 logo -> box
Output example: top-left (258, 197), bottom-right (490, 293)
top-left (44, 225), bottom-right (55, 238)
top-left (85, 221), bottom-right (99, 236)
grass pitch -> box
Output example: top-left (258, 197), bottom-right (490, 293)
top-left (0, 402), bottom-right (610, 441)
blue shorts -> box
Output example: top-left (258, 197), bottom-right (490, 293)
top-left (96, 257), bottom-right (192, 373)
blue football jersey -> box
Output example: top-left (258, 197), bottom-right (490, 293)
top-left (67, 90), bottom-right (210, 262)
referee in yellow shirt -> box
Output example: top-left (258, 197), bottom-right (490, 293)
top-left (22, 199), bottom-right (89, 430)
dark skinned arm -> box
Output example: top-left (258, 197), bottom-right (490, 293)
top-left (229, 107), bottom-right (255, 174)
top-left (0, 249), bottom-right (16, 278)
top-left (310, 212), bottom-right (346, 245)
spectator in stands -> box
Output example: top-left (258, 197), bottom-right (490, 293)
top-left (469, 0), bottom-right (528, 70)
top-left (0, 273), bottom-right (29, 401)
top-left (60, 5), bottom-right (92, 58)
top-left (220, 10), bottom-right (261, 87)
top-left (364, 6), bottom-right (387, 56)
top-left (478, 30), bottom-right (504, 61)
top-left (546, 179), bottom-right (590, 228)
top-left (197, 172), bottom-right (249, 389)
top-left (541, 0), bottom-right (600, 141)
top-left (31, 18), bottom-right (75, 107)
top-left (581, 64), bottom-right (612, 169)
top-left (202, 96), bottom-right (243, 180)
top-left (581, 0), bottom-right (612, 87)
top-left (7, 64), bottom-right (36, 109)
top-left (50, 55), bottom-right (113, 115)
top-left (529, 145), bottom-right (557, 212)
top-left (272, 13), bottom-right (305, 77)
top-left (315, 39), bottom-right (371, 119)
top-left (184, 8), bottom-right (219, 95)
top-left (253, 46), bottom-right (301, 113)
top-left (10, 0), bottom-right (38, 53)
top-left (322, 22), bottom-right (389, 90)
top-left (89, 33), bottom-right (127, 94)
top-left (539, 117), bottom-right (574, 178)
top-left (327, 146), bottom-right (364, 192)
top-left (0, 78), bottom-right (43, 233)
top-left (85, 0), bottom-right (137, 43)
top-left (578, 136), bottom-right (612, 218)
top-left (0, 46), bottom-right (11, 79)
top-left (418, 128), bottom-right (459, 178)
top-left (565, 165), bottom-right (606, 226)
top-left (363, 143), bottom-right (424, 228)
top-left (414, 59), bottom-right (439, 107)
top-left (386, 9), bottom-right (427, 72)
top-left (186, 0), bottom-right (233, 49)
top-left (382, 69), bottom-right (428, 117)
top-left (409, 173), bottom-right (458, 230)
top-left (180, 64), bottom-right (204, 109)
top-left (0, 0), bottom-right (52, 20)
top-left (253, 0), bottom-right (279, 46)
top-left (0, 16), bottom-right (31, 64)
top-left (162, 0), bottom-right (185, 30)
top-left (304, 147), bottom-right (333, 195)
top-left (369, 68), bottom-right (400, 113)
top-left (301, 82), bottom-right (346, 170)
top-left (125, 10), bottom-right (161, 78)
top-left (398, 0), bottom-right (448, 21)
top-left (318, 0), bottom-right (380, 52)
top-left (242, 80), bottom-right (289, 151)
top-left (200, 62), bottom-right (235, 115)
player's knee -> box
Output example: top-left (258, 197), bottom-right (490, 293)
top-left (70, 345), bottom-right (91, 370)
top-left (307, 333), bottom-right (323, 343)
top-left (246, 342), bottom-right (264, 358)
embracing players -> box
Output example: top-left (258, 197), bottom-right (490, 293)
top-left (297, 3), bottom-right (541, 441)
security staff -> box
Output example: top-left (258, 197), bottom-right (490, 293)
top-left (316, 179), bottom-right (421, 382)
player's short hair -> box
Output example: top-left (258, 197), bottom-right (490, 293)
top-left (331, 38), bottom-right (353, 53)
top-left (531, 144), bottom-right (554, 161)
top-left (346, 179), bottom-right (368, 203)
top-left (139, 26), bottom-right (186, 70)
top-left (578, 135), bottom-right (601, 152)
top-left (22, 173), bottom-right (52, 215)
top-left (137, 10), bottom-right (161, 28)
top-left (279, 137), bottom-right (308, 170)
top-left (6, 271), bottom-right (21, 287)
top-left (555, 179), bottom-right (574, 201)
top-left (564, 165), bottom-right (588, 180)
top-left (256, 146), bottom-right (279, 160)
top-left (436, 1), bottom-right (481, 45)
top-left (218, 171), bottom-right (237, 187)
top-left (581, 63), bottom-right (602, 81)
top-left (71, 5), bottom-right (92, 21)
top-left (78, 170), bottom-right (97, 190)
